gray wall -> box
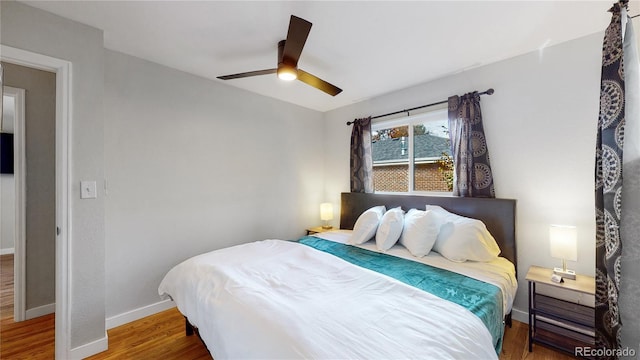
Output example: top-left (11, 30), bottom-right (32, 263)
top-left (1, 1), bottom-right (106, 349)
top-left (1, 62), bottom-right (56, 311)
top-left (0, 174), bottom-right (15, 251)
top-left (104, 49), bottom-right (325, 318)
top-left (324, 32), bottom-right (603, 321)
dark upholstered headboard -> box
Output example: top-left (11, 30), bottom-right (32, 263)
top-left (340, 192), bottom-right (517, 272)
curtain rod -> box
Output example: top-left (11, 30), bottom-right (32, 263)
top-left (346, 88), bottom-right (494, 126)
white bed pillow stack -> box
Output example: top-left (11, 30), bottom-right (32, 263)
top-left (347, 204), bottom-right (500, 263)
top-left (375, 207), bottom-right (405, 251)
top-left (426, 205), bottom-right (500, 262)
top-left (398, 209), bottom-right (441, 257)
top-left (349, 205), bottom-right (386, 245)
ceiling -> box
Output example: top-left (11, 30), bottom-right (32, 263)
top-left (21, 1), bottom-right (639, 112)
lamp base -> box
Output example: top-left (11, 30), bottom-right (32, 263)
top-left (322, 225), bottom-right (333, 230)
top-left (553, 267), bottom-right (576, 280)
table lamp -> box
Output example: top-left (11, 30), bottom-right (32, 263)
top-left (549, 224), bottom-right (577, 280)
top-left (320, 203), bottom-right (333, 229)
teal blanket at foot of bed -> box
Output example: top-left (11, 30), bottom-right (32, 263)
top-left (298, 236), bottom-right (504, 354)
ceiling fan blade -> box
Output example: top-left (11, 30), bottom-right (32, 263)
top-left (282, 15), bottom-right (312, 66)
top-left (297, 69), bottom-right (342, 96)
top-left (217, 69), bottom-right (277, 80)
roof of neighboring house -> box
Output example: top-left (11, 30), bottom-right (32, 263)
top-left (372, 133), bottom-right (450, 162)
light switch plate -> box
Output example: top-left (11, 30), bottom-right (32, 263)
top-left (80, 181), bottom-right (97, 199)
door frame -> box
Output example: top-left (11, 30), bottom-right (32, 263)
top-left (1, 45), bottom-right (72, 359)
top-left (2, 85), bottom-right (26, 322)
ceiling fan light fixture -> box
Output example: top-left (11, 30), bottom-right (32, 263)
top-left (277, 64), bottom-right (298, 81)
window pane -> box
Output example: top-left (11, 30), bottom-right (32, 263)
top-left (413, 121), bottom-right (452, 192)
top-left (372, 126), bottom-right (409, 192)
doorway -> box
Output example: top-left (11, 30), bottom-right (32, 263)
top-left (1, 45), bottom-right (72, 359)
top-left (2, 62), bottom-right (57, 324)
top-left (1, 85), bottom-right (27, 322)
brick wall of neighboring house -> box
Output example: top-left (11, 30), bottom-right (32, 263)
top-left (373, 163), bottom-right (450, 192)
top-left (415, 163), bottom-right (450, 191)
top-left (374, 164), bottom-right (409, 192)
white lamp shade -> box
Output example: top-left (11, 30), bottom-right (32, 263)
top-left (549, 225), bottom-right (578, 261)
top-left (320, 203), bottom-right (334, 221)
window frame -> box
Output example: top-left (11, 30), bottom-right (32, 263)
top-left (371, 107), bottom-right (452, 195)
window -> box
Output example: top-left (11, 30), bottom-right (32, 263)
top-left (371, 109), bottom-right (452, 193)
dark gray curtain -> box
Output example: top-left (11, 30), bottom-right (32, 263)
top-left (447, 92), bottom-right (495, 198)
top-left (350, 117), bottom-right (373, 193)
top-left (595, 1), bottom-right (630, 355)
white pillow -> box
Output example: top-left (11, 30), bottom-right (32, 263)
top-left (349, 206), bottom-right (386, 245)
top-left (375, 207), bottom-right (405, 251)
top-left (398, 209), bottom-right (441, 257)
top-left (426, 205), bottom-right (500, 262)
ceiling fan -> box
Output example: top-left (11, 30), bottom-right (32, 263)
top-left (217, 15), bottom-right (342, 96)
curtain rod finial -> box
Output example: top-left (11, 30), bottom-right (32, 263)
top-left (486, 88), bottom-right (494, 95)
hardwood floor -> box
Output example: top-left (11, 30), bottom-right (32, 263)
top-left (501, 320), bottom-right (574, 360)
top-left (0, 254), bottom-right (14, 320)
top-left (1, 253), bottom-right (573, 359)
top-left (0, 254), bottom-right (56, 359)
top-left (86, 308), bottom-right (211, 360)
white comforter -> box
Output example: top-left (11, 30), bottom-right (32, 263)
top-left (159, 239), bottom-right (498, 359)
top-left (316, 230), bottom-right (518, 315)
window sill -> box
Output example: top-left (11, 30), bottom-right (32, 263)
top-left (373, 191), bottom-right (454, 197)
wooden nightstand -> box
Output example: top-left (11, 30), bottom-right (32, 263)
top-left (306, 226), bottom-right (333, 235)
top-left (526, 266), bottom-right (595, 357)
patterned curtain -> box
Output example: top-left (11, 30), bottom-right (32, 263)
top-left (350, 117), bottom-right (373, 193)
top-left (595, 1), bottom-right (637, 354)
top-left (447, 92), bottom-right (495, 198)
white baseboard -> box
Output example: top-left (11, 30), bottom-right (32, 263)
top-left (67, 300), bottom-right (175, 358)
top-left (69, 332), bottom-right (108, 360)
top-left (0, 248), bottom-right (15, 255)
top-left (25, 302), bottom-right (55, 320)
top-left (511, 307), bottom-right (528, 324)
top-left (106, 299), bottom-right (175, 330)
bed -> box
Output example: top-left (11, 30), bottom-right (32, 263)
top-left (158, 192), bottom-right (518, 359)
